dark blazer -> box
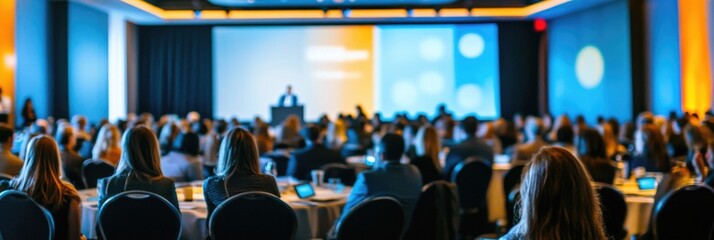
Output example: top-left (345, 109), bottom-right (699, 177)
top-left (203, 174), bottom-right (280, 219)
top-left (97, 173), bottom-right (179, 210)
top-left (410, 156), bottom-right (443, 186)
top-left (278, 94), bottom-right (298, 107)
top-left (288, 144), bottom-right (345, 181)
top-left (60, 149), bottom-right (85, 189)
top-left (340, 162), bottom-right (422, 230)
top-left (443, 137), bottom-right (494, 179)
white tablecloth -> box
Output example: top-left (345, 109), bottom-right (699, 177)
top-left (80, 184), bottom-right (350, 240)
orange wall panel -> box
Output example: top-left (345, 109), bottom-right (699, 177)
top-left (0, 0), bottom-right (15, 126)
top-left (679, 0), bottom-right (713, 116)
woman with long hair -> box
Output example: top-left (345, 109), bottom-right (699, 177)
top-left (203, 127), bottom-right (280, 219)
top-left (97, 126), bottom-right (178, 209)
top-left (411, 126), bottom-right (444, 185)
top-left (577, 129), bottom-right (618, 184)
top-left (0, 135), bottom-right (83, 240)
top-left (629, 125), bottom-right (671, 175)
top-left (21, 98), bottom-right (37, 128)
top-left (92, 124), bottom-right (122, 166)
top-left (503, 147), bottom-right (607, 240)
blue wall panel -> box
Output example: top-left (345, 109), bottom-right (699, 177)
top-left (647, 0), bottom-right (681, 115)
top-left (548, 0), bottom-right (633, 122)
top-left (68, 3), bottom-right (108, 123)
top-left (15, 0), bottom-right (49, 123)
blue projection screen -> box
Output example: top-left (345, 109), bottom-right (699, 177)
top-left (213, 24), bottom-right (500, 121)
top-left (548, 0), bottom-right (632, 122)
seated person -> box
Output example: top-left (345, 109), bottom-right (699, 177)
top-left (576, 129), bottom-right (618, 184)
top-left (161, 132), bottom-right (204, 182)
top-left (502, 147), bottom-right (607, 239)
top-left (203, 127), bottom-right (280, 219)
top-left (512, 117), bottom-right (548, 163)
top-left (0, 135), bottom-right (83, 240)
top-left (287, 125), bottom-right (345, 181)
top-left (56, 124), bottom-right (86, 189)
top-left (411, 126), bottom-right (444, 185)
top-left (443, 116), bottom-right (494, 179)
top-left (336, 134), bottom-right (422, 233)
top-left (0, 124), bottom-right (22, 176)
top-left (98, 126), bottom-right (179, 209)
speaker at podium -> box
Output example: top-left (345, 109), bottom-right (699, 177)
top-left (271, 106), bottom-right (304, 126)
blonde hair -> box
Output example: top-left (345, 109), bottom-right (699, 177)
top-left (216, 128), bottom-right (261, 179)
top-left (115, 126), bottom-right (164, 181)
top-left (13, 135), bottom-right (79, 211)
top-left (513, 147), bottom-right (607, 240)
top-left (92, 124), bottom-right (121, 161)
top-left (414, 126), bottom-right (442, 172)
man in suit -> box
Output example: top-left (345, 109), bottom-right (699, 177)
top-left (287, 125), bottom-right (344, 180)
top-left (278, 85), bottom-right (298, 107)
top-left (0, 124), bottom-right (22, 177)
top-left (443, 116), bottom-right (494, 179)
top-left (339, 133), bottom-right (422, 231)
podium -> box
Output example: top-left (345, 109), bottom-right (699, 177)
top-left (271, 106), bottom-right (304, 126)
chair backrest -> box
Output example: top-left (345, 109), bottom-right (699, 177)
top-left (0, 173), bottom-right (12, 181)
top-left (502, 164), bottom-right (524, 198)
top-left (654, 184), bottom-right (714, 240)
top-left (336, 196), bottom-right (405, 240)
top-left (404, 180), bottom-right (459, 240)
top-left (451, 157), bottom-right (492, 210)
top-left (97, 190), bottom-right (181, 240)
top-left (209, 191), bottom-right (297, 240)
top-left (593, 183), bottom-right (628, 240)
top-left (320, 163), bottom-right (357, 186)
top-left (0, 190), bottom-right (54, 240)
top-left (82, 160), bottom-right (115, 188)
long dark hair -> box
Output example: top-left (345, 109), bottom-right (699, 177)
top-left (577, 128), bottom-right (607, 159)
top-left (513, 147), bottom-right (607, 240)
top-left (215, 128), bottom-right (261, 180)
top-left (641, 125), bottom-right (671, 171)
top-left (115, 126), bottom-right (164, 181)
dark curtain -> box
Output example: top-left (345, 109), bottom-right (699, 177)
top-left (497, 22), bottom-right (541, 119)
top-left (137, 26), bottom-right (213, 119)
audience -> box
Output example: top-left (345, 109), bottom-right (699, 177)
top-left (692, 140), bottom-right (714, 187)
top-left (512, 117), bottom-right (547, 162)
top-left (553, 125), bottom-right (576, 155)
top-left (478, 122), bottom-right (503, 155)
top-left (443, 116), bottom-right (494, 178)
top-left (629, 125), bottom-right (670, 175)
top-left (97, 126), bottom-right (179, 209)
top-left (577, 128), bottom-right (618, 184)
top-left (56, 125), bottom-right (86, 189)
top-left (21, 98), bottom-right (37, 128)
top-left (0, 124), bottom-right (22, 176)
top-left (92, 124), bottom-right (122, 166)
top-left (287, 125), bottom-right (345, 181)
top-left (161, 132), bottom-right (204, 182)
top-left (0, 135), bottom-right (83, 240)
top-left (203, 127), bottom-right (280, 219)
top-left (503, 147), bottom-right (607, 239)
top-left (203, 120), bottom-right (228, 177)
top-left (277, 115), bottom-right (302, 148)
top-left (326, 119), bottom-right (347, 151)
top-left (159, 122), bottom-right (180, 156)
top-left (253, 122), bottom-right (273, 156)
top-left (411, 126), bottom-right (444, 185)
top-left (338, 133), bottom-right (422, 232)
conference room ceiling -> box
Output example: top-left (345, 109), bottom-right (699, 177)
top-left (144, 0), bottom-right (544, 10)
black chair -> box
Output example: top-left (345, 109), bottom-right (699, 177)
top-left (0, 190), bottom-right (55, 240)
top-left (653, 184), bottom-right (714, 240)
top-left (321, 163), bottom-right (357, 186)
top-left (82, 160), bottom-right (115, 188)
top-left (594, 183), bottom-right (628, 240)
top-left (451, 157), bottom-right (492, 239)
top-left (505, 186), bottom-right (521, 230)
top-left (404, 180), bottom-right (460, 240)
top-left (502, 164), bottom-right (524, 200)
top-left (0, 173), bottom-right (12, 181)
top-left (209, 191), bottom-right (297, 240)
top-left (335, 196), bottom-right (405, 240)
top-left (97, 190), bottom-right (181, 240)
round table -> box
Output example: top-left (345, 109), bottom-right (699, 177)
top-left (80, 181), bottom-right (350, 240)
